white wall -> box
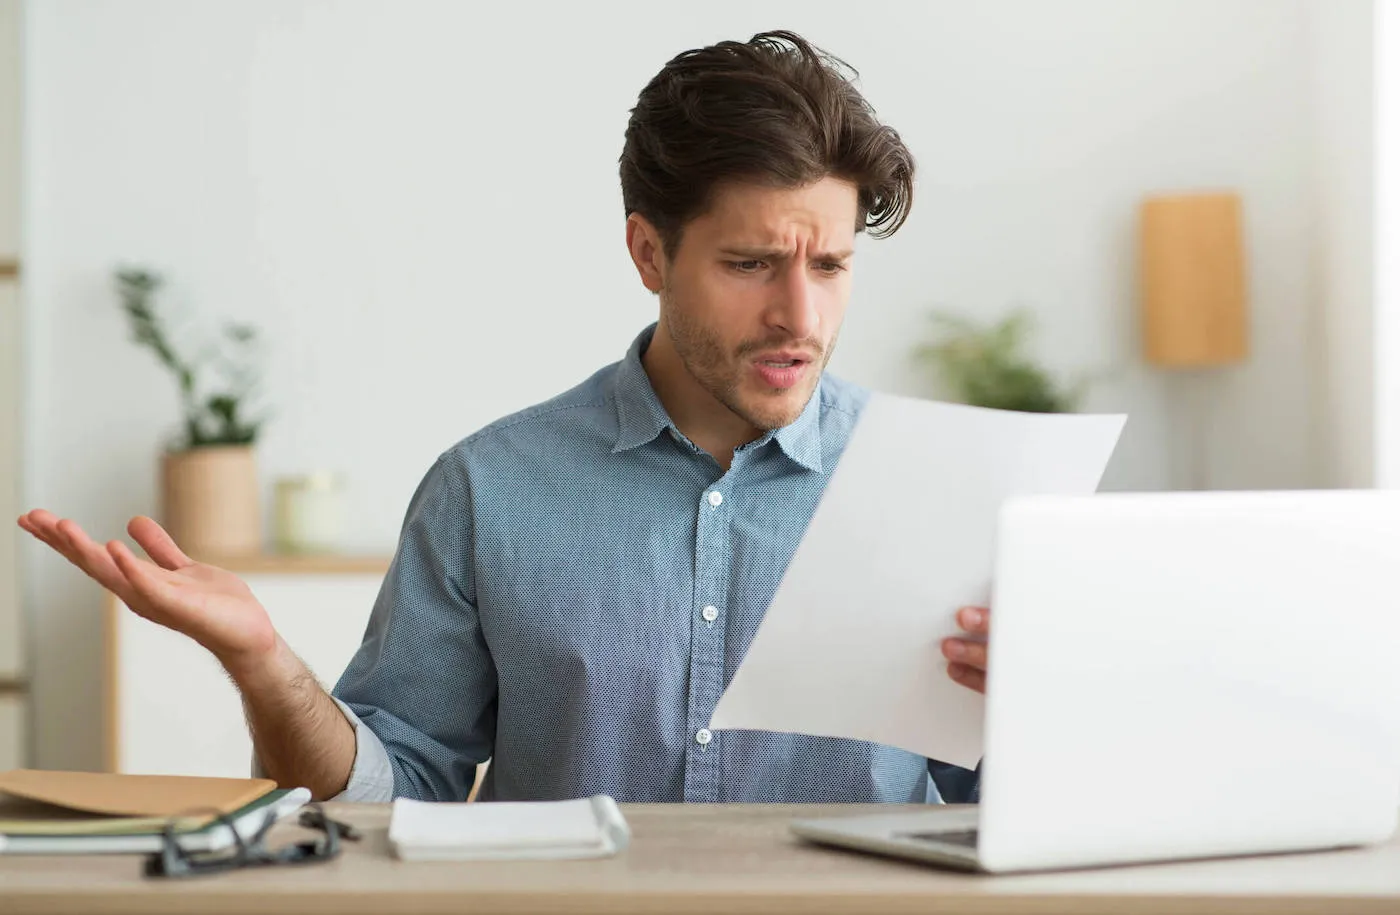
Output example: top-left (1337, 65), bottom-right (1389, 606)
top-left (0, 0), bottom-right (23, 681)
top-left (22, 0), bottom-right (1352, 770)
top-left (1379, 0), bottom-right (1400, 488)
top-left (1310, 1), bottom-right (1376, 488)
top-left (0, 0), bottom-right (26, 770)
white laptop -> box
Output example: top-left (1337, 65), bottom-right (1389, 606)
top-left (790, 490), bottom-right (1400, 873)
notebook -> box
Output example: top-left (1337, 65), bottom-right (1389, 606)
top-left (389, 795), bottom-right (630, 861)
top-left (0, 769), bottom-right (309, 854)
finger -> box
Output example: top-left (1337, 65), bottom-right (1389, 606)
top-left (947, 662), bottom-right (987, 694)
top-left (127, 516), bottom-right (194, 571)
top-left (54, 518), bottom-right (143, 601)
top-left (31, 524), bottom-right (74, 560)
top-left (21, 509), bottom-right (74, 552)
top-left (19, 511), bottom-right (77, 559)
top-left (108, 540), bottom-right (182, 613)
top-left (957, 606), bottom-right (990, 635)
top-left (23, 508), bottom-right (62, 530)
top-left (24, 510), bottom-right (103, 570)
top-left (942, 638), bottom-right (988, 670)
top-left (25, 515), bottom-right (141, 608)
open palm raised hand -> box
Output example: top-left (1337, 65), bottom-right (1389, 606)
top-left (17, 510), bottom-right (277, 672)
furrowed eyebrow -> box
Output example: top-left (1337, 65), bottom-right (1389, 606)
top-left (719, 247), bottom-right (854, 261)
top-left (719, 247), bottom-right (787, 260)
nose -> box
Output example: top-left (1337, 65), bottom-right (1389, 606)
top-left (763, 263), bottom-right (820, 341)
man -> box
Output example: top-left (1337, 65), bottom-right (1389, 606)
top-left (19, 30), bottom-right (989, 804)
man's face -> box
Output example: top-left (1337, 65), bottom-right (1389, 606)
top-left (651, 176), bottom-right (858, 432)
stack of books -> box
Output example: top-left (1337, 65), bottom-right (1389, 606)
top-left (0, 769), bottom-right (310, 854)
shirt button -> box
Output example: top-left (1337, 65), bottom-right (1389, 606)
top-left (701, 605), bottom-right (719, 623)
top-left (695, 728), bottom-right (713, 745)
top-left (707, 491), bottom-right (723, 507)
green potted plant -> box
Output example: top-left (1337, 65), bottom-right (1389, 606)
top-left (913, 308), bottom-right (1084, 413)
top-left (115, 268), bottom-right (270, 557)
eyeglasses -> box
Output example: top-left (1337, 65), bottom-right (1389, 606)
top-left (144, 803), bottom-right (361, 879)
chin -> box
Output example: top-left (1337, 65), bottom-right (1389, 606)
top-left (738, 394), bottom-right (810, 431)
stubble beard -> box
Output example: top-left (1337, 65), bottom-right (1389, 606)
top-left (661, 284), bottom-right (835, 433)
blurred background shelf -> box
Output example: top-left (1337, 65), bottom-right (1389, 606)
top-left (190, 553), bottom-right (392, 575)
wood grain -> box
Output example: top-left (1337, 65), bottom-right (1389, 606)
top-left (188, 553), bottom-right (392, 575)
top-left (3, 803), bottom-right (1400, 914)
top-left (102, 592), bottom-right (120, 772)
top-left (1140, 193), bottom-right (1248, 368)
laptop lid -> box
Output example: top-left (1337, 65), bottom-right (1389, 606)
top-left (977, 490), bottom-right (1400, 873)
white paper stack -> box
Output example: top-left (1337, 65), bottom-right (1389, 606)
top-left (388, 795), bottom-right (630, 861)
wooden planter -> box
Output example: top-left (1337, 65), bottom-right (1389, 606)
top-left (159, 445), bottom-right (262, 559)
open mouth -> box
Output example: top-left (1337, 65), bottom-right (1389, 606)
top-left (751, 353), bottom-right (813, 389)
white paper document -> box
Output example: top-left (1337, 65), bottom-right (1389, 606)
top-left (709, 394), bottom-right (1125, 770)
top-left (389, 795), bottom-right (630, 861)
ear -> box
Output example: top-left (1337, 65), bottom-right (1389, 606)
top-left (625, 213), bottom-right (666, 295)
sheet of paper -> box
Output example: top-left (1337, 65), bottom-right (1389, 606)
top-left (391, 797), bottom-right (602, 851)
top-left (388, 796), bottom-right (630, 861)
top-left (709, 393), bottom-right (1125, 770)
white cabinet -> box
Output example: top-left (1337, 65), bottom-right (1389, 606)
top-left (104, 555), bottom-right (388, 777)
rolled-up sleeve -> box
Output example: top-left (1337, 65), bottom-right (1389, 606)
top-left (323, 698), bottom-right (395, 802)
top-left (332, 449), bottom-right (497, 801)
top-left (249, 697), bottom-right (396, 802)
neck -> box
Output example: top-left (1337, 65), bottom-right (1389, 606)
top-left (642, 323), bottom-right (760, 471)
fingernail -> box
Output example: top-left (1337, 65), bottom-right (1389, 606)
top-left (964, 608), bottom-right (984, 627)
top-left (946, 640), bottom-right (965, 659)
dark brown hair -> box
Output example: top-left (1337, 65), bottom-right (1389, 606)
top-left (620, 30), bottom-right (916, 258)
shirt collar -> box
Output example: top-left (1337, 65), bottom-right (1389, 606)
top-left (769, 382), bottom-right (824, 473)
top-left (612, 325), bottom-right (675, 454)
top-left (611, 323), bottom-right (825, 474)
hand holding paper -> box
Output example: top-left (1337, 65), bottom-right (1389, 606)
top-left (943, 605), bottom-right (991, 694)
top-left (709, 393), bottom-right (1125, 769)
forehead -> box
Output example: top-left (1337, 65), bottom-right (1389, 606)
top-left (687, 176), bottom-right (860, 248)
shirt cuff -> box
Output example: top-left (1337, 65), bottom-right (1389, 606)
top-left (326, 697), bottom-right (395, 802)
top-left (248, 698), bottom-right (395, 803)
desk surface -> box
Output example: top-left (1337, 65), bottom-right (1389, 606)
top-left (4, 803), bottom-right (1400, 915)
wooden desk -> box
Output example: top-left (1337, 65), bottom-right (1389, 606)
top-left (4, 803), bottom-right (1400, 914)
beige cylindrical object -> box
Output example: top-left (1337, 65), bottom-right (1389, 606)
top-left (1140, 192), bottom-right (1249, 368)
top-left (274, 472), bottom-right (346, 555)
top-left (159, 445), bottom-right (262, 559)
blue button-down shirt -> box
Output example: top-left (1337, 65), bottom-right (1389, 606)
top-left (330, 325), bottom-right (978, 804)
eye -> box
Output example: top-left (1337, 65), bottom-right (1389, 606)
top-left (728, 260), bottom-right (766, 274)
top-left (816, 261), bottom-right (847, 275)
